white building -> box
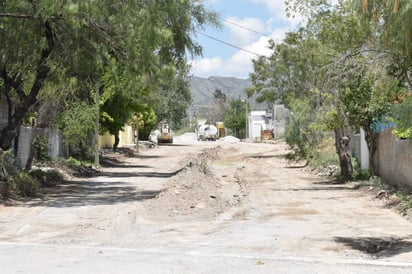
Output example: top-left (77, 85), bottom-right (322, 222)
top-left (246, 104), bottom-right (289, 141)
top-left (247, 111), bottom-right (272, 141)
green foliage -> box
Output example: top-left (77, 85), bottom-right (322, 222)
top-left (308, 137), bottom-right (340, 169)
top-left (0, 150), bottom-right (17, 198)
top-left (340, 70), bottom-right (401, 132)
top-left (224, 99), bottom-right (247, 139)
top-left (58, 101), bottom-right (96, 159)
top-left (58, 157), bottom-right (81, 167)
top-left (285, 97), bottom-right (324, 160)
top-left (100, 91), bottom-right (135, 136)
top-left (32, 135), bottom-right (50, 162)
top-left (29, 169), bottom-right (64, 187)
top-left (153, 70), bottom-right (193, 130)
top-left (0, 0), bottom-right (219, 150)
top-left (356, 0), bottom-right (412, 70)
top-left (354, 169), bottom-right (371, 180)
top-left (59, 102), bottom-right (96, 147)
top-left (11, 172), bottom-right (40, 197)
top-left (247, 30), bottom-right (330, 105)
top-left (391, 96), bottom-right (412, 139)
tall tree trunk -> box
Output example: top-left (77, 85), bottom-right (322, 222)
top-left (0, 20), bottom-right (54, 151)
top-left (113, 134), bottom-right (120, 152)
top-left (363, 126), bottom-right (377, 176)
top-left (334, 127), bottom-right (353, 179)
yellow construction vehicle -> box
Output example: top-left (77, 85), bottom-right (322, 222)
top-left (157, 122), bottom-right (173, 144)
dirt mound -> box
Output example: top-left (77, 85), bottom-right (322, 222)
top-left (145, 147), bottom-right (230, 220)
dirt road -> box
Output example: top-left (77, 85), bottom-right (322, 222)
top-left (1, 139), bottom-right (412, 273)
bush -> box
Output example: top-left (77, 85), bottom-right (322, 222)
top-left (59, 157), bottom-right (81, 167)
top-left (32, 135), bottom-right (50, 162)
top-left (29, 169), bottom-right (64, 187)
top-left (0, 150), bottom-right (17, 198)
top-left (12, 172), bottom-right (40, 197)
top-left (309, 138), bottom-right (339, 169)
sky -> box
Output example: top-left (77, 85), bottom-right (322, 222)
top-left (189, 0), bottom-right (304, 79)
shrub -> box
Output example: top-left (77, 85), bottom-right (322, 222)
top-left (29, 169), bottom-right (64, 187)
top-left (32, 135), bottom-right (50, 162)
top-left (0, 150), bottom-right (17, 198)
top-left (12, 172), bottom-right (39, 197)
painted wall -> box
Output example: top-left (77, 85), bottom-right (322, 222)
top-left (99, 125), bottom-right (136, 149)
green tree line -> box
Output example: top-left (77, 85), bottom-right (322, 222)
top-left (0, 0), bottom-right (219, 157)
top-left (247, 0), bottom-right (411, 178)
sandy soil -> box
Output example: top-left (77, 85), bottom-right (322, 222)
top-left (1, 140), bottom-right (412, 273)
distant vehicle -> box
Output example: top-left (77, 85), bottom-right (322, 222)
top-left (216, 121), bottom-right (225, 138)
top-left (157, 122), bottom-right (173, 144)
top-left (198, 124), bottom-right (218, 141)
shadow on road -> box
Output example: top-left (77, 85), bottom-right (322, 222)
top-left (25, 180), bottom-right (163, 208)
top-left (334, 236), bottom-right (412, 258)
top-left (100, 168), bottom-right (184, 178)
top-left (99, 157), bottom-right (152, 168)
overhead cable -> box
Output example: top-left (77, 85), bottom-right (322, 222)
top-left (196, 31), bottom-right (261, 57)
top-left (223, 18), bottom-right (269, 37)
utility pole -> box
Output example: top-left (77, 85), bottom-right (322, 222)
top-left (94, 82), bottom-right (100, 168)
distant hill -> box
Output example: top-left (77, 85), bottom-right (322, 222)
top-left (189, 76), bottom-right (268, 115)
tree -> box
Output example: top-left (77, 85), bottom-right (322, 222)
top-left (340, 67), bottom-right (403, 175)
top-left (356, 0), bottom-right (412, 87)
top-left (224, 99), bottom-right (247, 139)
top-left (247, 30), bottom-right (334, 168)
top-left (391, 95), bottom-right (412, 139)
top-left (152, 68), bottom-right (193, 130)
top-left (0, 0), bottom-right (219, 151)
top-left (247, 30), bottom-right (329, 106)
top-left (285, 96), bottom-right (325, 163)
top-left (58, 102), bottom-right (96, 160)
top-left (206, 89), bottom-right (227, 124)
top-left (356, 0), bottom-right (412, 141)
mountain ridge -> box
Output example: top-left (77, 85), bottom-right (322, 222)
top-left (189, 75), bottom-right (267, 115)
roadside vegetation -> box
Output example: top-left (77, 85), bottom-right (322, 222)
top-left (247, 0), bottom-right (412, 181)
top-left (0, 0), bottom-right (219, 197)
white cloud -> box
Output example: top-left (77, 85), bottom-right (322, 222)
top-left (190, 57), bottom-right (224, 77)
top-left (252, 0), bottom-right (306, 27)
top-left (191, 26), bottom-right (292, 79)
top-left (225, 16), bottom-right (265, 47)
top-left (191, 0), bottom-right (306, 79)
top-left (192, 35), bottom-right (276, 79)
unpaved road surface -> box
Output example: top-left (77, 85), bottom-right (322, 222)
top-left (1, 140), bottom-right (412, 273)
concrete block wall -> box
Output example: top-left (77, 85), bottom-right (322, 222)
top-left (16, 127), bottom-right (63, 168)
top-left (16, 127), bottom-right (38, 168)
top-left (349, 134), bottom-right (361, 165)
top-left (375, 128), bottom-right (412, 188)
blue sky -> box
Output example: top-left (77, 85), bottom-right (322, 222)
top-left (189, 0), bottom-right (304, 79)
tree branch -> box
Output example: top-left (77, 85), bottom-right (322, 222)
top-left (26, 20), bottom-right (54, 106)
top-left (0, 13), bottom-right (63, 20)
top-left (0, 68), bottom-right (26, 101)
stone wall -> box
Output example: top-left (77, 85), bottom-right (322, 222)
top-left (375, 128), bottom-right (412, 188)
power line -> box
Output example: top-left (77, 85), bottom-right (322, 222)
top-left (223, 18), bottom-right (269, 37)
top-left (196, 31), bottom-right (261, 57)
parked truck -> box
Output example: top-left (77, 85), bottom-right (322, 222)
top-left (197, 121), bottom-right (219, 141)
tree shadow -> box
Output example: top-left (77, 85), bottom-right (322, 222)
top-left (334, 236), bottom-right (412, 258)
top-left (100, 168), bottom-right (185, 178)
top-left (126, 154), bottom-right (164, 159)
top-left (272, 186), bottom-right (356, 191)
top-left (25, 180), bottom-right (163, 208)
top-left (248, 154), bottom-right (285, 159)
top-left (99, 157), bottom-right (152, 168)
